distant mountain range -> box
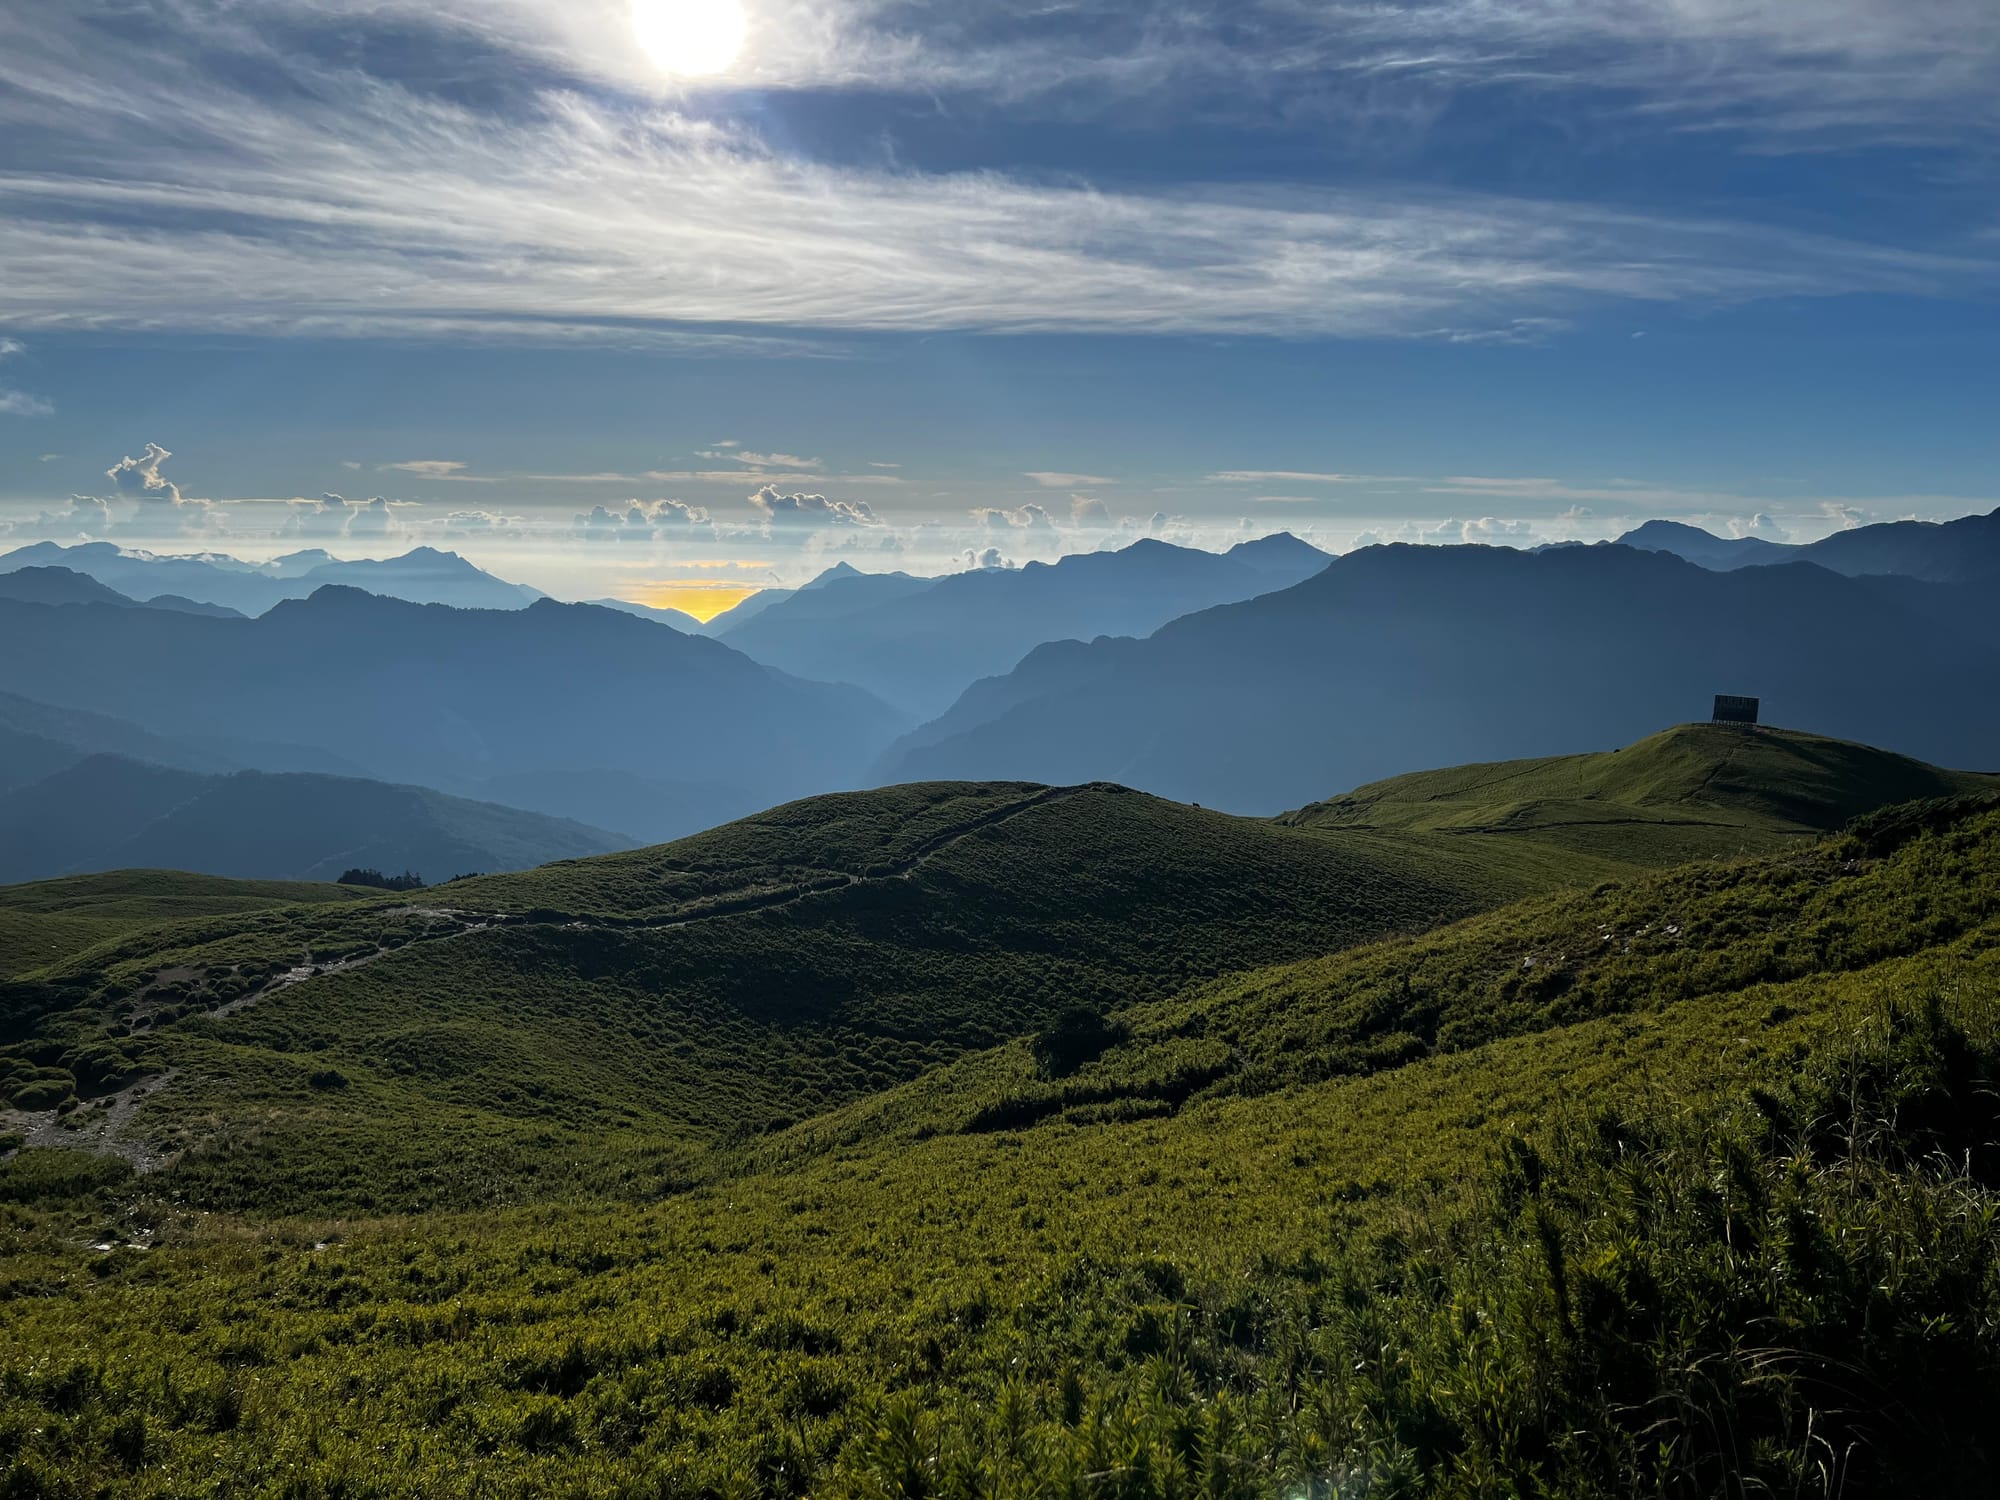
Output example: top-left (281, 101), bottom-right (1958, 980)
top-left (0, 587), bottom-right (904, 842)
top-left (1617, 506), bottom-right (2000, 583)
top-left (715, 535), bottom-right (1332, 717)
top-left (0, 754), bottom-right (632, 885)
top-left (0, 564), bottom-right (247, 618)
top-left (0, 542), bottom-right (542, 614)
top-left (879, 543), bottom-right (2000, 811)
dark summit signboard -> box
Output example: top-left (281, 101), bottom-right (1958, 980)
top-left (1713, 694), bottom-right (1761, 726)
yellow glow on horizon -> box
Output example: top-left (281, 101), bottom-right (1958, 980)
top-left (631, 0), bottom-right (747, 77)
top-left (630, 580), bottom-right (763, 622)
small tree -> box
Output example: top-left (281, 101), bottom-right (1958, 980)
top-left (1030, 1005), bottom-right (1128, 1078)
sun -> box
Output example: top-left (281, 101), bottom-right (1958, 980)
top-left (630, 0), bottom-right (748, 77)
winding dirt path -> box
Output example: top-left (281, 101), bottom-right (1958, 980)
top-left (203, 783), bottom-right (1097, 1020)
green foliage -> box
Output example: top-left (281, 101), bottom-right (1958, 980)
top-left (1030, 1006), bottom-right (1129, 1078)
top-left (0, 745), bottom-right (1997, 1493)
top-left (337, 869), bottom-right (426, 892)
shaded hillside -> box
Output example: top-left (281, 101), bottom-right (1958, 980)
top-left (1621, 505), bottom-right (2000, 582)
top-left (0, 755), bottom-right (634, 886)
top-left (0, 566), bottom-right (137, 608)
top-left (718, 535), bottom-right (1329, 717)
top-left (0, 590), bottom-right (907, 841)
top-left (881, 543), bottom-right (2000, 811)
top-left (0, 691), bottom-right (230, 795)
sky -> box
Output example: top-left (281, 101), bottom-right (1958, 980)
top-left (1, 0), bottom-right (1996, 613)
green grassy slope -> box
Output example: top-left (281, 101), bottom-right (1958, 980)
top-left (1283, 722), bottom-right (1996, 874)
top-left (0, 871), bottom-right (375, 981)
top-left (4, 732), bottom-right (1988, 1214)
top-left (1, 800), bottom-right (1996, 1495)
top-left (1, 782), bottom-right (1509, 1212)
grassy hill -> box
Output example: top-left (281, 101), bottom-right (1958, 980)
top-left (0, 786), bottom-right (1996, 1493)
top-left (1283, 722), bottom-right (1999, 874)
top-left (0, 781), bottom-right (1508, 1213)
top-left (4, 729), bottom-right (1988, 1208)
top-left (0, 871), bottom-right (375, 981)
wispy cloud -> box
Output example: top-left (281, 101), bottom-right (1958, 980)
top-left (1025, 472), bottom-right (1118, 488)
top-left (0, 335), bottom-right (50, 417)
top-left (0, 390), bottom-right (53, 418)
top-left (1208, 471), bottom-right (1408, 485)
top-left (0, 3), bottom-right (1989, 350)
top-left (380, 460), bottom-right (489, 481)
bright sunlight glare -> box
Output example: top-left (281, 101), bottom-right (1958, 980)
top-left (630, 0), bottom-right (748, 76)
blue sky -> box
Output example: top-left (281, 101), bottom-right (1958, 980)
top-left (1, 0), bottom-right (1995, 603)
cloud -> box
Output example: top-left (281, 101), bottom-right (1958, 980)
top-left (345, 497), bottom-right (398, 537)
top-left (1351, 516), bottom-right (1542, 549)
top-left (381, 460), bottom-right (485, 481)
top-left (0, 390), bottom-right (53, 417)
top-left (1069, 496), bottom-right (1112, 527)
top-left (1728, 513), bottom-right (1790, 542)
top-left (106, 443), bottom-right (190, 506)
top-left (973, 504), bottom-right (1057, 532)
top-left (1026, 472), bottom-right (1117, 489)
top-left (749, 486), bottom-right (877, 528)
top-left (287, 492), bottom-right (422, 540)
top-left (6, 6), bottom-right (1985, 352)
top-left (1209, 471), bottom-right (1407, 486)
top-left (962, 547), bottom-right (1016, 571)
top-left (0, 339), bottom-right (52, 417)
top-left (727, 452), bottom-right (822, 471)
top-left (0, 494), bottom-right (112, 541)
top-left (574, 498), bottom-right (713, 543)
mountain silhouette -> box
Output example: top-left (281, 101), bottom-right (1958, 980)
top-left (0, 542), bottom-right (542, 614)
top-left (0, 589), bottom-right (907, 841)
top-left (879, 543), bottom-right (2000, 811)
top-left (716, 536), bottom-right (1331, 717)
top-left (0, 755), bottom-right (633, 884)
top-left (1619, 506), bottom-right (2000, 583)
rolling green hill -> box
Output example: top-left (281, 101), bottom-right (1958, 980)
top-left (1, 781), bottom-right (1511, 1212)
top-left (1283, 722), bottom-right (1999, 875)
top-left (4, 729), bottom-right (1989, 1213)
top-left (0, 785), bottom-right (1996, 1493)
top-left (0, 871), bottom-right (375, 982)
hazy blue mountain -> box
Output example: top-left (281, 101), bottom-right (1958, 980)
top-left (0, 755), bottom-right (634, 885)
top-left (0, 566), bottom-right (139, 608)
top-left (585, 598), bottom-right (700, 631)
top-left (0, 589), bottom-right (907, 842)
top-left (1616, 521), bottom-right (1790, 570)
top-left (1619, 507), bottom-right (2000, 583)
top-left (141, 594), bottom-right (246, 619)
top-left (0, 566), bottom-right (250, 619)
top-left (291, 547), bottom-right (543, 610)
top-left (0, 542), bottom-right (542, 614)
top-left (717, 536), bottom-right (1331, 717)
top-left (700, 587), bottom-right (794, 634)
top-left (879, 544), bottom-right (2000, 811)
top-left (0, 689), bottom-right (234, 795)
